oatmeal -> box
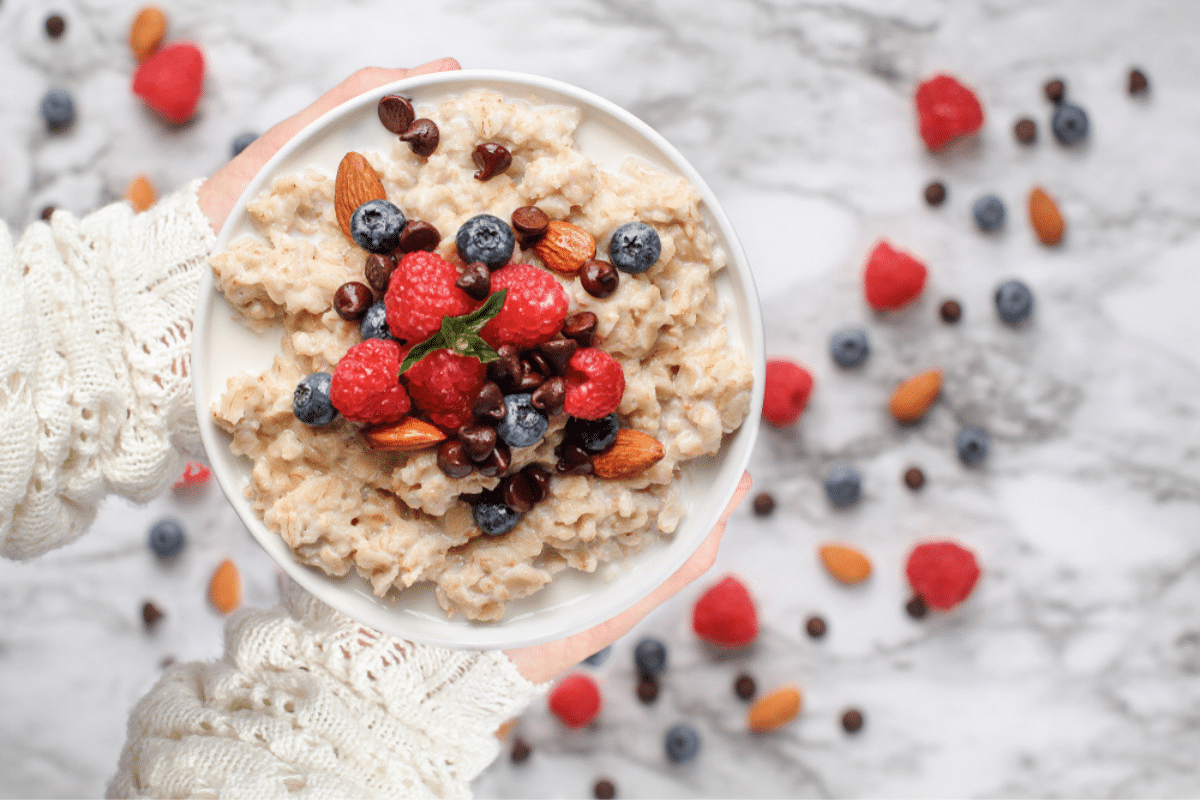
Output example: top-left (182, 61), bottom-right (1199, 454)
top-left (210, 89), bottom-right (753, 621)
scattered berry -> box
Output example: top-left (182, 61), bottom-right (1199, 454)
top-left (939, 299), bottom-right (962, 323)
top-left (607, 221), bottom-right (661, 274)
top-left (664, 723), bottom-right (701, 763)
top-left (805, 615), bottom-right (827, 639)
top-left (634, 637), bottom-right (668, 677)
top-left (924, 181), bottom-right (947, 207)
top-left (359, 301), bottom-right (394, 341)
top-left (404, 348), bottom-right (488, 431)
top-left (564, 348), bottom-right (625, 421)
top-left (1013, 117), bottom-right (1037, 145)
top-left (762, 359), bottom-right (814, 426)
top-left (565, 413), bottom-right (619, 453)
top-left (863, 241), bottom-right (927, 311)
top-left (132, 41), bottom-right (205, 124)
top-left (479, 263), bottom-right (570, 348)
top-left (548, 673), bottom-right (602, 728)
top-left (473, 500), bottom-right (522, 536)
top-left (693, 575), bottom-right (758, 647)
top-left (1051, 101), bottom-right (1090, 146)
top-left (147, 518), bottom-right (186, 558)
top-left (829, 328), bottom-right (870, 368)
top-left (955, 425), bottom-right (991, 466)
top-left (972, 194), bottom-right (1006, 232)
top-left (1044, 78), bottom-right (1066, 104)
top-left (496, 393), bottom-right (549, 448)
top-left (350, 199), bottom-right (407, 254)
top-left (914, 74), bottom-right (984, 151)
top-left (456, 213), bottom-right (515, 270)
top-left (903, 466), bottom-right (926, 490)
top-left (173, 462), bottom-right (211, 488)
top-left (293, 372), bottom-right (338, 426)
top-left (905, 540), bottom-right (981, 610)
top-left (752, 492), bottom-right (776, 517)
top-left (995, 279), bottom-right (1034, 324)
top-left (231, 132), bottom-right (257, 157)
top-left (40, 89), bottom-right (75, 130)
top-left (842, 708), bottom-right (865, 734)
top-left (330, 338), bottom-right (411, 425)
top-left (385, 251), bottom-right (479, 344)
top-left (583, 645), bottom-right (612, 667)
top-left (824, 465), bottom-right (863, 507)
top-left (734, 673), bottom-right (758, 701)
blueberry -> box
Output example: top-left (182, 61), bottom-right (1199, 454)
top-left (496, 393), bottom-right (548, 448)
top-left (583, 645), bottom-right (613, 667)
top-left (350, 199), bottom-right (406, 254)
top-left (359, 301), bottom-right (395, 341)
top-left (607, 222), bottom-right (661, 274)
top-left (829, 328), bottom-right (869, 368)
top-left (230, 132), bottom-right (258, 158)
top-left (824, 465), bottom-right (862, 507)
top-left (40, 88), bottom-right (75, 130)
top-left (664, 723), bottom-right (701, 763)
top-left (1051, 102), bottom-right (1089, 146)
top-left (293, 372), bottom-right (337, 426)
top-left (972, 194), bottom-right (1006, 232)
top-left (147, 518), bottom-right (186, 558)
top-left (994, 279), bottom-right (1034, 324)
top-left (455, 214), bottom-right (514, 270)
top-left (565, 413), bottom-right (619, 453)
top-left (473, 500), bottom-right (521, 535)
top-left (955, 426), bottom-right (990, 466)
top-left (634, 637), bottom-right (668, 678)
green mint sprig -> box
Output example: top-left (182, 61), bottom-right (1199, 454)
top-left (398, 288), bottom-right (508, 375)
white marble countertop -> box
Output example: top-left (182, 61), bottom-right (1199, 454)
top-left (4, 0), bottom-right (1200, 797)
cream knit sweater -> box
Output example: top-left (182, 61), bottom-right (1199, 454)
top-left (0, 184), bottom-right (544, 798)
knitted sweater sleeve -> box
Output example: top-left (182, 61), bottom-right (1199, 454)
top-left (0, 181), bottom-right (214, 559)
top-left (107, 579), bottom-right (545, 799)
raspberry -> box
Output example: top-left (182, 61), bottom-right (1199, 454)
top-left (173, 462), bottom-right (211, 489)
top-left (905, 541), bottom-right (981, 611)
top-left (548, 672), bottom-right (601, 728)
top-left (915, 74), bottom-right (984, 151)
top-left (762, 359), bottom-right (813, 426)
top-left (330, 338), bottom-right (411, 424)
top-left (863, 241), bottom-right (927, 311)
top-left (403, 348), bottom-right (487, 431)
top-left (385, 251), bottom-right (478, 344)
top-left (479, 263), bottom-right (570, 348)
top-left (692, 575), bottom-right (758, 647)
top-left (563, 348), bottom-right (625, 420)
top-left (132, 42), bottom-right (205, 124)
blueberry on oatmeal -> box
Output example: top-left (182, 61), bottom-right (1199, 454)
top-left (456, 214), bottom-right (515, 270)
top-left (350, 199), bottom-right (407, 254)
top-left (293, 372), bottom-right (337, 426)
top-left (473, 500), bottom-right (522, 536)
top-left (496, 393), bottom-right (549, 448)
top-left (607, 221), bottom-right (661, 274)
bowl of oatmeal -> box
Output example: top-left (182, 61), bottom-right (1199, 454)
top-left (194, 70), bottom-right (763, 648)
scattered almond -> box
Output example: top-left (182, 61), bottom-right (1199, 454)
top-left (1028, 186), bottom-right (1065, 246)
top-left (363, 417), bottom-right (447, 451)
top-left (534, 220), bottom-right (596, 274)
top-left (495, 718), bottom-right (517, 740)
top-left (748, 685), bottom-right (802, 732)
top-left (129, 6), bottom-right (167, 61)
top-left (124, 174), bottom-right (156, 212)
top-left (334, 152), bottom-right (387, 241)
top-left (590, 429), bottom-right (665, 479)
top-left (819, 543), bottom-right (872, 585)
top-left (208, 558), bottom-right (241, 614)
top-left (889, 369), bottom-right (942, 423)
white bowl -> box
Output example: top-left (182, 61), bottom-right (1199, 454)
top-left (193, 70), bottom-right (764, 649)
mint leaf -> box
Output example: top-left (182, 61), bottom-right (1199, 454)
top-left (397, 288), bottom-right (508, 375)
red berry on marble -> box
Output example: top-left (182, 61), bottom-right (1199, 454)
top-left (132, 42), bottom-right (205, 124)
top-left (692, 575), bottom-right (759, 647)
top-left (762, 359), bottom-right (813, 426)
top-left (548, 672), bottom-right (602, 728)
top-left (915, 74), bottom-right (984, 151)
top-left (905, 540), bottom-right (981, 611)
top-left (863, 240), bottom-right (927, 311)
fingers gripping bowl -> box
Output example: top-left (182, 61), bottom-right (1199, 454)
top-left (194, 70), bottom-right (764, 649)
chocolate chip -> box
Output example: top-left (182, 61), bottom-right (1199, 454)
top-left (501, 471), bottom-right (535, 513)
top-left (636, 675), bottom-right (660, 704)
top-left (141, 601), bottom-right (164, 630)
top-left (531, 376), bottom-right (566, 414)
top-left (538, 338), bottom-right (578, 375)
top-left (580, 259), bottom-right (619, 299)
top-left (1013, 117), bottom-right (1037, 145)
top-left (510, 736), bottom-right (532, 764)
top-left (514, 361), bottom-right (545, 393)
top-left (456, 261), bottom-right (491, 300)
top-left (472, 142), bottom-right (512, 181)
top-left (364, 253), bottom-right (397, 293)
top-left (437, 441), bottom-right (473, 479)
top-left (939, 299), bottom-right (962, 323)
top-left (561, 311), bottom-right (598, 348)
top-left (45, 14), bottom-right (66, 38)
top-left (377, 95), bottom-right (415, 135)
top-left (477, 441), bottom-right (511, 478)
top-left (399, 119), bottom-right (439, 158)
top-left (1129, 68), bottom-right (1149, 96)
top-left (904, 467), bottom-right (926, 491)
top-left (333, 282), bottom-right (374, 321)
top-left (752, 492), bottom-right (775, 517)
top-left (734, 673), bottom-right (757, 701)
top-left (487, 345), bottom-right (523, 390)
top-left (40, 206), bottom-right (56, 221)
top-left (805, 615), bottom-right (827, 638)
top-left (511, 206), bottom-right (549, 240)
top-left (1044, 78), bottom-right (1066, 104)
top-left (905, 594), bottom-right (929, 620)
top-left (458, 424), bottom-right (498, 463)
top-left (924, 181), bottom-right (947, 207)
top-left (527, 350), bottom-right (554, 378)
top-left (397, 220), bottom-right (440, 253)
top-left (556, 443), bottom-right (593, 476)
top-left (594, 778), bottom-right (617, 800)
top-left (842, 708), bottom-right (865, 734)
top-left (520, 464), bottom-right (551, 504)
top-left (472, 382), bottom-right (507, 424)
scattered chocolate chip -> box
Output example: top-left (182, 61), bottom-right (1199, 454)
top-left (923, 181), bottom-right (947, 207)
top-left (472, 382), bottom-right (507, 424)
top-left (905, 594), bottom-right (929, 620)
top-left (594, 778), bottom-right (617, 800)
top-left (734, 673), bottom-right (757, 701)
top-left (527, 350), bottom-right (554, 378)
top-left (805, 615), bottom-right (827, 639)
top-left (1044, 78), bottom-right (1066, 104)
top-left (561, 311), bottom-right (598, 348)
top-left (556, 443), bottom-right (593, 476)
top-left (501, 471), bottom-right (535, 513)
top-left (1129, 67), bottom-right (1149, 96)
top-left (45, 14), bottom-right (66, 38)
top-left (1013, 117), bottom-right (1037, 145)
top-left (841, 708), bottom-right (865, 734)
top-left (40, 205), bottom-right (56, 221)
top-left (904, 467), bottom-right (926, 491)
top-left (160, 656), bottom-right (176, 669)
top-left (458, 424), bottom-right (498, 463)
top-left (377, 95), bottom-right (415, 135)
top-left (939, 299), bottom-right (962, 323)
top-left (538, 338), bottom-right (578, 375)
top-left (399, 119), bottom-right (439, 158)
top-left (437, 441), bottom-right (473, 479)
top-left (637, 674), bottom-right (660, 704)
top-left (487, 345), bottom-right (523, 389)
top-left (511, 206), bottom-right (549, 243)
top-left (141, 601), bottom-right (164, 630)
top-left (531, 376), bottom-right (566, 414)
top-left (456, 261), bottom-right (491, 301)
top-left (752, 492), bottom-right (775, 517)
top-left (580, 258), bottom-right (620, 298)
top-left (397, 220), bottom-right (440, 253)
top-left (472, 142), bottom-right (512, 181)
top-left (477, 442), bottom-right (511, 478)
top-left (510, 736), bottom-right (532, 764)
top-left (514, 361), bottom-right (546, 393)
top-left (520, 464), bottom-right (551, 504)
top-left (364, 253), bottom-right (397, 293)
top-left (333, 282), bottom-right (374, 321)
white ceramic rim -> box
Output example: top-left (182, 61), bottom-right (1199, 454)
top-left (194, 69), bottom-right (765, 649)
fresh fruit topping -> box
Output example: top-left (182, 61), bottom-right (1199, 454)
top-left (762, 358), bottom-right (814, 426)
top-left (473, 142), bottom-right (512, 181)
top-left (829, 328), bottom-right (870, 368)
top-left (824, 465), bottom-right (863, 507)
top-left (939, 299), bottom-right (963, 323)
top-left (437, 440), bottom-right (473, 478)
top-left (634, 638), bottom-right (668, 677)
top-left (330, 339), bottom-right (411, 425)
top-left (359, 301), bottom-right (394, 341)
top-left (147, 518), bottom-right (186, 558)
top-left (132, 41), bottom-right (204, 124)
top-left (377, 94), bottom-right (415, 135)
top-left (805, 615), bottom-right (827, 638)
top-left (563, 348), bottom-right (625, 420)
top-left (753, 492), bottom-right (776, 517)
top-left (1013, 117), bottom-right (1037, 145)
top-left (495, 393), bottom-right (549, 448)
top-left (1129, 67), bottom-right (1150, 96)
top-left (535, 220), bottom-right (597, 274)
top-left (40, 89), bottom-right (75, 130)
top-left (955, 425), bottom-right (991, 466)
top-left (125, 174), bottom-right (156, 212)
top-left (819, 543), bottom-right (872, 584)
top-left (473, 497), bottom-right (522, 536)
top-left (972, 194), bottom-right (1006, 232)
top-left (863, 241), bottom-right (927, 311)
top-left (1044, 78), bottom-right (1066, 104)
top-left (903, 466), bottom-right (926, 490)
top-left (924, 180), bottom-right (947, 206)
top-left (512, 206), bottom-right (550, 246)
top-left (548, 673), bottom-right (602, 728)
top-left (692, 575), bottom-right (758, 647)
top-left (457, 213), bottom-right (515, 270)
top-left (396, 220), bottom-right (441, 254)
top-left (565, 412), bottom-right (619, 453)
top-left (479, 263), bottom-right (570, 348)
top-left (230, 132), bottom-right (257, 157)
top-left (1051, 101), bottom-right (1089, 146)
top-left (333, 281), bottom-right (374, 321)
top-left (129, 6), bottom-right (167, 61)
top-left (748, 685), bottom-right (802, 732)
top-left (173, 462), bottom-right (211, 488)
top-left (350, 199), bottom-right (407, 254)
top-left (842, 708), bottom-right (866, 734)
top-left (607, 221), bottom-right (661, 274)
top-left (561, 311), bottom-right (598, 348)
top-left (293, 371), bottom-right (338, 426)
top-left (580, 259), bottom-right (620, 298)
top-left (914, 74), bottom-right (984, 151)
top-left (208, 558), bottom-right (241, 614)
top-left (889, 368), bottom-right (942, 423)
top-left (364, 253), bottom-right (398, 293)
top-left (1028, 186), bottom-right (1065, 246)
top-left (734, 673), bottom-right (758, 701)
top-left (664, 723), bottom-right (701, 763)
top-left (385, 251), bottom-right (481, 344)
top-left (404, 348), bottom-right (489, 432)
top-left (905, 540), bottom-right (981, 610)
top-left (399, 118), bottom-right (440, 157)
top-left (994, 279), bottom-right (1034, 324)
top-left (334, 152), bottom-right (387, 240)
top-left (363, 417), bottom-right (447, 451)
top-left (589, 429), bottom-right (666, 479)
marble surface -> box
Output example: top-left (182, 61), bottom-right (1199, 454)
top-left (3, 0), bottom-right (1200, 797)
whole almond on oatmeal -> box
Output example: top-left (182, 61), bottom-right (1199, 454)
top-left (748, 685), bottom-right (802, 732)
top-left (364, 417), bottom-right (447, 451)
top-left (129, 6), bottom-right (167, 61)
top-left (819, 543), bottom-right (872, 585)
top-left (335, 152), bottom-right (387, 241)
top-left (889, 369), bottom-right (942, 423)
top-left (1028, 186), bottom-right (1065, 246)
top-left (535, 220), bottom-right (596, 274)
top-left (208, 558), bottom-right (241, 614)
top-left (590, 429), bottom-right (664, 479)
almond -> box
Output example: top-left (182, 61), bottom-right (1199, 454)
top-left (590, 429), bottom-right (665, 479)
top-left (124, 174), bottom-right (156, 212)
top-left (494, 718), bottom-right (517, 740)
top-left (534, 220), bottom-right (596, 274)
top-left (889, 369), bottom-right (942, 423)
top-left (1029, 186), bottom-right (1065, 246)
top-left (129, 6), bottom-right (167, 61)
top-left (364, 417), bottom-right (447, 451)
top-left (819, 543), bottom-right (872, 585)
top-left (748, 685), bottom-right (802, 732)
top-left (335, 152), bottom-right (387, 241)
top-left (208, 558), bottom-right (241, 614)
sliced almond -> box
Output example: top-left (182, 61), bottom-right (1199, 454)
top-left (208, 558), bottom-right (241, 614)
top-left (124, 174), bottom-right (156, 212)
top-left (334, 151), bottom-right (387, 241)
top-left (819, 543), bottom-right (872, 585)
top-left (590, 429), bottom-right (665, 479)
top-left (363, 417), bottom-right (447, 451)
top-left (534, 220), bottom-right (596, 274)
top-left (1029, 186), bottom-right (1065, 246)
top-left (129, 6), bottom-right (167, 61)
top-left (889, 369), bottom-right (942, 423)
top-left (748, 685), bottom-right (802, 732)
